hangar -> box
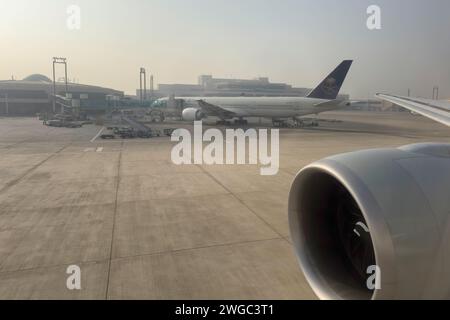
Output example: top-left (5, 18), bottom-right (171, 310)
top-left (0, 74), bottom-right (124, 116)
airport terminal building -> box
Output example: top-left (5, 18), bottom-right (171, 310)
top-left (0, 74), bottom-right (124, 116)
top-left (138, 74), bottom-right (314, 98)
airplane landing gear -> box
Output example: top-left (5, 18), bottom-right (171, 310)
top-left (293, 118), bottom-right (319, 128)
top-left (234, 118), bottom-right (248, 125)
top-left (272, 119), bottom-right (288, 128)
top-left (293, 119), bottom-right (304, 128)
top-left (216, 119), bottom-right (232, 125)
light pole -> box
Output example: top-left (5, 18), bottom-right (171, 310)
top-left (52, 57), bottom-right (69, 113)
top-left (433, 86), bottom-right (439, 100)
top-left (140, 67), bottom-right (147, 105)
top-left (150, 75), bottom-right (154, 99)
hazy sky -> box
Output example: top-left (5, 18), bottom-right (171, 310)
top-left (1, 0), bottom-right (450, 98)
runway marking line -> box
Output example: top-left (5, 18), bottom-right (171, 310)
top-left (91, 127), bottom-right (105, 143)
top-left (84, 147), bottom-right (104, 152)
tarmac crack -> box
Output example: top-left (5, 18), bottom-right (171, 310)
top-left (0, 143), bottom-right (72, 195)
top-left (105, 140), bottom-right (123, 299)
top-left (195, 165), bottom-right (289, 243)
top-left (0, 143), bottom-right (73, 272)
top-left (0, 237), bottom-right (283, 277)
top-left (108, 237), bottom-right (284, 262)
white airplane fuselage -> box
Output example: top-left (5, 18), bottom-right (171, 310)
top-left (167, 96), bottom-right (348, 119)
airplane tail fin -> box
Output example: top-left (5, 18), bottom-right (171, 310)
top-left (307, 60), bottom-right (353, 100)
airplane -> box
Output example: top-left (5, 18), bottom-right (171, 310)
top-left (287, 91), bottom-right (450, 300)
top-left (376, 93), bottom-right (450, 127)
top-left (150, 60), bottom-right (354, 127)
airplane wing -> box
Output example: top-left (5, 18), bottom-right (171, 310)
top-left (312, 99), bottom-right (352, 112)
top-left (313, 100), bottom-right (339, 108)
top-left (313, 99), bottom-right (350, 108)
top-left (197, 99), bottom-right (236, 119)
top-left (376, 93), bottom-right (450, 127)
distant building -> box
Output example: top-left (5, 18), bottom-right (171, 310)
top-left (158, 84), bottom-right (204, 97)
top-left (0, 74), bottom-right (124, 116)
top-left (138, 75), bottom-right (320, 98)
top-left (197, 75), bottom-right (297, 93)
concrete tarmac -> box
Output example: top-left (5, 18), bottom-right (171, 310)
top-left (0, 111), bottom-right (448, 299)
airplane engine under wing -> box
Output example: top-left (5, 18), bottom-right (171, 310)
top-left (182, 108), bottom-right (206, 121)
top-left (288, 143), bottom-right (450, 300)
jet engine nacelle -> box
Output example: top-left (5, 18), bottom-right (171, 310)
top-left (288, 143), bottom-right (450, 300)
top-left (182, 108), bottom-right (205, 121)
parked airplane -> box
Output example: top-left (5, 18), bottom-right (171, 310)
top-left (150, 60), bottom-right (353, 126)
top-left (287, 92), bottom-right (450, 300)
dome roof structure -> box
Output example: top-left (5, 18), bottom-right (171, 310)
top-left (22, 74), bottom-right (52, 82)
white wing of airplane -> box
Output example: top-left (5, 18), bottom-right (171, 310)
top-left (376, 93), bottom-right (450, 127)
top-left (197, 99), bottom-right (237, 118)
